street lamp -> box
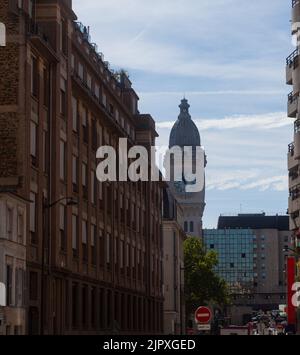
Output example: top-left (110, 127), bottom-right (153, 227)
top-left (40, 197), bottom-right (78, 335)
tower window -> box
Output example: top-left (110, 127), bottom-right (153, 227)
top-left (184, 221), bottom-right (188, 233)
top-left (190, 221), bottom-right (194, 233)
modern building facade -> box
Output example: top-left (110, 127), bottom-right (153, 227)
top-left (204, 214), bottom-right (292, 325)
top-left (203, 229), bottom-right (255, 296)
top-left (167, 98), bottom-right (206, 238)
top-left (162, 188), bottom-right (186, 335)
top-left (0, 0), bottom-right (163, 335)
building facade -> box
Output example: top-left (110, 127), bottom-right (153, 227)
top-left (167, 98), bottom-right (206, 238)
top-left (204, 214), bottom-right (292, 325)
top-left (287, 0), bottom-right (300, 329)
top-left (203, 229), bottom-right (255, 295)
top-left (0, 0), bottom-right (163, 335)
top-left (162, 188), bottom-right (186, 335)
top-left (0, 194), bottom-right (26, 335)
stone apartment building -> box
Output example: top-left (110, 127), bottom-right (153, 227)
top-left (0, 0), bottom-right (164, 334)
top-left (162, 188), bottom-right (186, 335)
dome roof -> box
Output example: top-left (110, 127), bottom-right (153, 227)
top-left (169, 98), bottom-right (201, 148)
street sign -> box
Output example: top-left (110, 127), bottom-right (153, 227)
top-left (195, 306), bottom-right (212, 324)
top-left (197, 324), bottom-right (211, 331)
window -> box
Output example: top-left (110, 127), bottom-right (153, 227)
top-left (184, 221), bottom-right (188, 233)
top-left (87, 73), bottom-right (92, 90)
top-left (31, 56), bottom-right (38, 97)
top-left (71, 54), bottom-right (75, 69)
top-left (82, 285), bottom-right (88, 326)
top-left (7, 207), bottom-right (13, 240)
top-left (120, 240), bottom-right (125, 273)
top-left (95, 84), bottom-right (100, 100)
top-left (190, 221), bottom-right (194, 233)
top-left (43, 68), bottom-right (49, 107)
top-left (72, 215), bottom-right (78, 256)
top-left (60, 140), bottom-right (66, 181)
top-left (78, 62), bottom-right (84, 80)
top-left (72, 283), bottom-right (78, 328)
top-left (29, 272), bottom-right (38, 301)
top-left (72, 156), bottom-right (78, 191)
top-left (61, 18), bottom-right (68, 55)
top-left (99, 229), bottom-right (104, 267)
top-left (30, 192), bottom-right (37, 244)
top-left (30, 121), bottom-right (37, 165)
top-left (91, 225), bottom-right (96, 265)
top-left (106, 233), bottom-right (111, 267)
top-left (82, 163), bottom-right (88, 199)
top-left (60, 205), bottom-right (66, 251)
top-left (42, 130), bottom-right (48, 173)
top-left (82, 220), bottom-right (87, 262)
top-left (60, 80), bottom-right (66, 117)
top-left (102, 92), bottom-right (107, 107)
top-left (72, 97), bottom-right (78, 132)
top-left (6, 264), bottom-right (12, 306)
top-left (82, 107), bottom-right (88, 143)
top-left (15, 268), bottom-right (24, 307)
top-left (17, 211), bottom-right (24, 244)
top-left (91, 171), bottom-right (95, 204)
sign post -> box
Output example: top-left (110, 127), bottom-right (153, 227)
top-left (195, 306), bottom-right (212, 333)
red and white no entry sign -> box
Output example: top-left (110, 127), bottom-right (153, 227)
top-left (195, 306), bottom-right (212, 324)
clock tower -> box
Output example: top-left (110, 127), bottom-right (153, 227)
top-left (167, 98), bottom-right (206, 238)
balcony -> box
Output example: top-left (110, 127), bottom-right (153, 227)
top-left (286, 48), bottom-right (300, 85)
top-left (288, 143), bottom-right (299, 171)
top-left (28, 21), bottom-right (58, 63)
top-left (289, 194), bottom-right (300, 216)
top-left (288, 92), bottom-right (298, 117)
top-left (292, 0), bottom-right (300, 34)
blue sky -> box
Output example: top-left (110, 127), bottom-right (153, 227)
top-left (73, 0), bottom-right (294, 228)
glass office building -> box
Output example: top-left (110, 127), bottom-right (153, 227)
top-left (203, 229), bottom-right (255, 294)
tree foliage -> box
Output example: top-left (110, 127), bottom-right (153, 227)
top-left (184, 237), bottom-right (230, 317)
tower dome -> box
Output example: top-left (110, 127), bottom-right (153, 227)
top-left (169, 98), bottom-right (201, 148)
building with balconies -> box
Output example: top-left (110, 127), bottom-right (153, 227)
top-left (287, 4), bottom-right (300, 325)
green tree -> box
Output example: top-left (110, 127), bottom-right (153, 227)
top-left (184, 237), bottom-right (230, 319)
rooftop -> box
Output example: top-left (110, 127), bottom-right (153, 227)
top-left (217, 213), bottom-right (289, 231)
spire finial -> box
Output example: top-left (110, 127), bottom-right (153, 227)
top-left (179, 97), bottom-right (191, 119)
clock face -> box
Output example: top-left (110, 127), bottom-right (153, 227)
top-left (174, 180), bottom-right (186, 194)
top-left (173, 174), bottom-right (197, 195)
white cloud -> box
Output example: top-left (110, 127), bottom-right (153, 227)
top-left (155, 111), bottom-right (291, 193)
top-left (72, 0), bottom-right (288, 83)
top-left (156, 112), bottom-right (293, 131)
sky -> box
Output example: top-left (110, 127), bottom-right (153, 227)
top-left (73, 0), bottom-right (294, 228)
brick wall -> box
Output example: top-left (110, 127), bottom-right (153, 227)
top-left (0, 0), bottom-right (21, 185)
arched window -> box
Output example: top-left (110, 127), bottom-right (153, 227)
top-left (0, 22), bottom-right (6, 47)
top-left (190, 221), bottom-right (194, 233)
